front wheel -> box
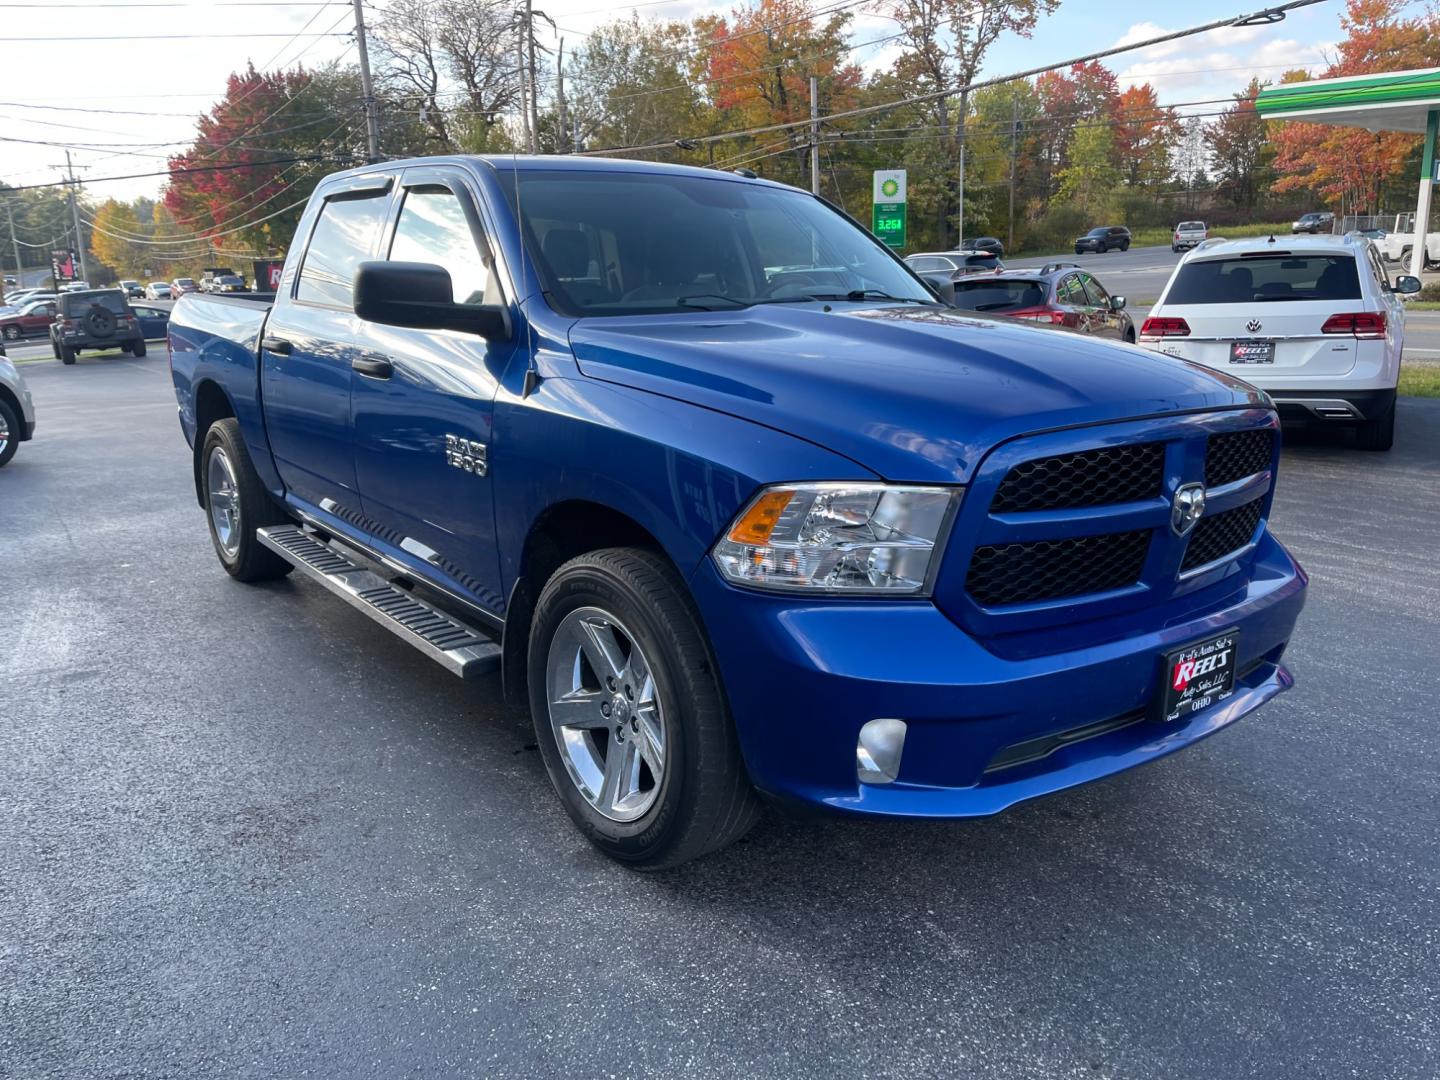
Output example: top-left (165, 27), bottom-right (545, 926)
top-left (528, 548), bottom-right (760, 869)
top-left (1120, 241), bottom-right (1130, 251)
top-left (201, 418), bottom-right (294, 581)
top-left (0, 396), bottom-right (18, 468)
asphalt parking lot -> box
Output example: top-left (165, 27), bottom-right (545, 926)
top-left (3, 348), bottom-right (1438, 1079)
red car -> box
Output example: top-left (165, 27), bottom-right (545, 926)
top-left (0, 298), bottom-right (58, 341)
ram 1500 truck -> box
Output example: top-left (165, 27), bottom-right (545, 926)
top-left (169, 156), bottom-right (1308, 869)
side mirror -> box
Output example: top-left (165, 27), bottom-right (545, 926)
top-left (1393, 275), bottom-right (1422, 295)
top-left (922, 273), bottom-right (956, 306)
top-left (1109, 295), bottom-right (1127, 311)
top-left (353, 261), bottom-right (508, 339)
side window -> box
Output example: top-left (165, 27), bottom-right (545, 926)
top-left (1080, 273), bottom-right (1110, 306)
top-left (1056, 274), bottom-right (1087, 306)
top-left (909, 257), bottom-right (943, 272)
top-left (296, 193), bottom-right (390, 308)
top-left (1367, 246), bottom-right (1390, 291)
top-left (388, 186), bottom-right (492, 306)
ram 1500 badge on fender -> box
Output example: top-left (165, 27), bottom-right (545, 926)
top-left (168, 156), bottom-right (1308, 869)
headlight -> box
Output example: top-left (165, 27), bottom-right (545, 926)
top-left (712, 483), bottom-right (957, 594)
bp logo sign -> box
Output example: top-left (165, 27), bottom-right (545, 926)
top-left (871, 170), bottom-right (907, 250)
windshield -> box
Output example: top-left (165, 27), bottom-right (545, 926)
top-left (505, 170), bottom-right (935, 316)
top-left (1086, 228), bottom-right (1107, 237)
top-left (219, 275), bottom-right (242, 284)
top-left (951, 278), bottom-right (1046, 312)
top-left (176, 278), bottom-right (194, 286)
top-left (1166, 255), bottom-right (1360, 304)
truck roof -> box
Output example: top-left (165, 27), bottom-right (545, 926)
top-left (323, 153), bottom-right (794, 190)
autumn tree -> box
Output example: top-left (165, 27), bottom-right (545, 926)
top-left (879, 0), bottom-right (1057, 245)
top-left (1113, 83), bottom-right (1179, 188)
top-left (1206, 78), bottom-right (1271, 208)
top-left (1270, 0), bottom-right (1440, 212)
top-left (1056, 123), bottom-right (1120, 212)
top-left (88, 200), bottom-right (148, 278)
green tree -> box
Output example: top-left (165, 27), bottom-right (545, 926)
top-left (1206, 78), bottom-right (1272, 209)
top-left (1055, 123), bottom-right (1120, 212)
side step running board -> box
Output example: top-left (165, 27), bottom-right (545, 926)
top-left (257, 524), bottom-right (501, 679)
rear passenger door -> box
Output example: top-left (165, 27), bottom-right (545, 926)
top-left (262, 173), bottom-right (394, 517)
top-left (350, 166), bottom-right (517, 614)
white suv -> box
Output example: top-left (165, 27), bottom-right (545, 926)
top-left (1139, 234), bottom-right (1421, 450)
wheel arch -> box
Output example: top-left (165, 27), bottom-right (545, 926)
top-left (191, 377), bottom-right (237, 506)
top-left (501, 499), bottom-right (670, 703)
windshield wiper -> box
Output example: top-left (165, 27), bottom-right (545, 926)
top-left (677, 294), bottom-right (750, 310)
top-left (807, 290), bottom-right (933, 304)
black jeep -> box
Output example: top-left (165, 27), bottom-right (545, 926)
top-left (50, 289), bottom-right (146, 364)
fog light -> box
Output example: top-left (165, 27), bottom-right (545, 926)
top-left (856, 719), bottom-right (907, 784)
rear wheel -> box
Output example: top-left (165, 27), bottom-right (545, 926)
top-left (131, 339), bottom-right (147, 357)
top-left (61, 346), bottom-right (77, 365)
top-left (528, 548), bottom-right (760, 869)
top-left (1353, 405), bottom-right (1395, 451)
top-left (201, 418), bottom-right (294, 581)
top-left (1120, 241), bottom-right (1130, 251)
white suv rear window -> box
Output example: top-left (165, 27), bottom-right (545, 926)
top-left (1166, 255), bottom-right (1360, 304)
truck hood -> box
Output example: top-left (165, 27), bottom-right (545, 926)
top-left (567, 304), bottom-right (1267, 483)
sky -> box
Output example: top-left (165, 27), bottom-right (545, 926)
top-left (0, 0), bottom-right (1350, 204)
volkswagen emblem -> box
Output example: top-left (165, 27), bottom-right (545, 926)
top-left (1171, 483), bottom-right (1206, 536)
top-left (1246, 318), bottom-right (1262, 333)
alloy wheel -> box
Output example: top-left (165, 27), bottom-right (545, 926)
top-left (545, 606), bottom-right (666, 823)
top-left (206, 446), bottom-right (241, 559)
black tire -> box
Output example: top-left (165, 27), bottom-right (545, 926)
top-left (1353, 405), bottom-right (1395, 451)
top-left (1096, 242), bottom-right (1107, 253)
top-left (1120, 241), bottom-right (1130, 251)
top-left (1172, 245), bottom-right (1180, 253)
top-left (1124, 328), bottom-right (1136, 344)
top-left (2, 325), bottom-right (19, 341)
top-left (0, 396), bottom-right (19, 468)
top-left (528, 548), bottom-right (760, 869)
top-left (132, 339), bottom-right (147, 357)
top-left (200, 418), bottom-right (294, 581)
top-left (61, 346), bottom-right (77, 365)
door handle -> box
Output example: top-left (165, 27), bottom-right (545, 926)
top-left (261, 335), bottom-right (292, 355)
top-left (352, 355), bottom-right (393, 379)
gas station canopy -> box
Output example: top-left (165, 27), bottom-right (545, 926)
top-left (1256, 67), bottom-right (1440, 278)
top-left (1255, 67), bottom-right (1440, 132)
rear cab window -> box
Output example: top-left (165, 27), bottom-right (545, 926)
top-left (1165, 255), bottom-right (1360, 304)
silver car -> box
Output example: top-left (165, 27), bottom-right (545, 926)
top-left (0, 347), bottom-right (37, 467)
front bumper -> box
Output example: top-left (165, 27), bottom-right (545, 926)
top-left (690, 532), bottom-right (1306, 818)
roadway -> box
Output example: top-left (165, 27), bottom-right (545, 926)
top-left (2, 344), bottom-right (1438, 1079)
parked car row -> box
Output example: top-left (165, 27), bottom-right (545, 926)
top-left (0, 287), bottom-right (169, 356)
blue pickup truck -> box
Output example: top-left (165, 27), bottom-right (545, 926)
top-left (169, 156), bottom-right (1307, 868)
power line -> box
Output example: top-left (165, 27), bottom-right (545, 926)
top-left (1, 32), bottom-right (351, 40)
top-left (85, 195), bottom-right (313, 245)
top-left (4, 155), bottom-right (342, 192)
top-left (576, 0), bottom-right (1331, 157)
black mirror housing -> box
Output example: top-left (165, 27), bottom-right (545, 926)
top-left (921, 273), bottom-right (956, 306)
top-left (1110, 295), bottom-right (1127, 311)
top-left (1393, 275), bottom-right (1422, 295)
top-left (353, 261), bottom-right (508, 339)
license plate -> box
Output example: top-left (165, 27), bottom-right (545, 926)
top-left (1230, 340), bottom-right (1274, 364)
top-left (1157, 629), bottom-right (1240, 722)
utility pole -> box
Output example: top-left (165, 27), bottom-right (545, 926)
top-left (956, 91), bottom-right (967, 250)
top-left (352, 0), bottom-right (381, 162)
top-left (516, 30), bottom-right (532, 153)
top-left (4, 200), bottom-right (21, 286)
top-left (525, 0), bottom-right (541, 154)
top-left (556, 38), bottom-right (567, 154)
top-left (64, 149), bottom-right (88, 282)
top-left (1007, 93), bottom-right (1018, 256)
top-left (809, 76), bottom-right (820, 196)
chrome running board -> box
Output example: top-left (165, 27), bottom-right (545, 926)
top-left (257, 524), bottom-right (501, 679)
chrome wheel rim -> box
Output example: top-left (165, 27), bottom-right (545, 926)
top-left (206, 446), bottom-right (241, 559)
top-left (0, 412), bottom-right (9, 457)
top-left (546, 607), bottom-right (666, 823)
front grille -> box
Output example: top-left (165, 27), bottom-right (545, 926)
top-left (1181, 497), bottom-right (1264, 572)
top-left (1205, 429), bottom-right (1274, 488)
top-left (990, 443), bottom-right (1163, 513)
top-left (967, 530), bottom-right (1151, 606)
